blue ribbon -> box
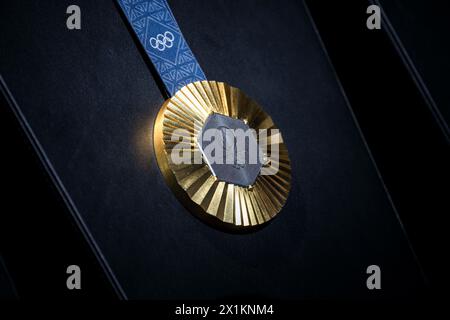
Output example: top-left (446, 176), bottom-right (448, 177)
top-left (117, 0), bottom-right (207, 96)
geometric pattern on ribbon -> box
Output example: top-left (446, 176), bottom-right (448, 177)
top-left (117, 0), bottom-right (207, 96)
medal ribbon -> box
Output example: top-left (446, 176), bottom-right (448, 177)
top-left (117, 0), bottom-right (207, 96)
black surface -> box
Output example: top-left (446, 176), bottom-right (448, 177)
top-left (0, 76), bottom-right (118, 299)
top-left (0, 255), bottom-right (17, 299)
top-left (305, 0), bottom-right (449, 293)
top-left (379, 0), bottom-right (450, 133)
top-left (0, 0), bottom-right (426, 299)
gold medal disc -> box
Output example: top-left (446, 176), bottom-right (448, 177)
top-left (154, 81), bottom-right (291, 231)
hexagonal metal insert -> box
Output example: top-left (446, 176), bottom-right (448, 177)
top-left (197, 113), bottom-right (262, 187)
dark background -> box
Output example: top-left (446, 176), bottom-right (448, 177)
top-left (305, 0), bottom-right (449, 298)
top-left (0, 0), bottom-right (448, 300)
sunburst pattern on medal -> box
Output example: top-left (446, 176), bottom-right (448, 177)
top-left (154, 80), bottom-right (291, 229)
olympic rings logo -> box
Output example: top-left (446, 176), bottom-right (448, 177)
top-left (149, 31), bottom-right (175, 51)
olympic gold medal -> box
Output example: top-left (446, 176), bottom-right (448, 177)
top-left (154, 81), bottom-right (291, 231)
